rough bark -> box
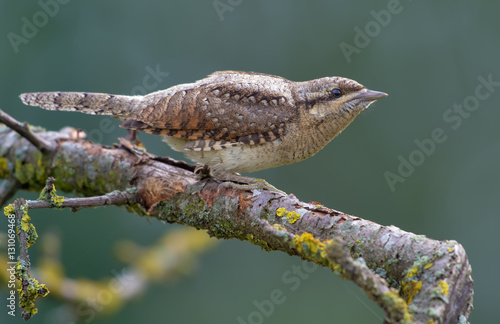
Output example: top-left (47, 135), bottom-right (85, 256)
top-left (0, 121), bottom-right (473, 323)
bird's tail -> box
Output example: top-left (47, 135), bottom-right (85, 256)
top-left (20, 92), bottom-right (142, 118)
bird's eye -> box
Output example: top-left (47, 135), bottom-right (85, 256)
top-left (330, 88), bottom-right (342, 98)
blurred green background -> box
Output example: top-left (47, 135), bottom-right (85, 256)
top-left (1, 1), bottom-right (498, 323)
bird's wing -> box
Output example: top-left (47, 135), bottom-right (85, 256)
top-left (120, 75), bottom-right (297, 150)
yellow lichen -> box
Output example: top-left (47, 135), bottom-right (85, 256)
top-left (401, 280), bottom-right (422, 304)
top-left (286, 211), bottom-right (300, 224)
top-left (38, 184), bottom-right (65, 207)
top-left (293, 233), bottom-right (334, 260)
top-left (426, 320), bottom-right (436, 324)
top-left (292, 234), bottom-right (340, 272)
top-left (448, 247), bottom-right (453, 253)
top-left (276, 207), bottom-right (301, 224)
top-left (406, 266), bottom-right (419, 278)
top-left (293, 232), bottom-right (321, 254)
top-left (21, 212), bottom-right (31, 232)
top-left (322, 239), bottom-right (333, 258)
top-left (17, 276), bottom-right (50, 316)
top-left (51, 194), bottom-right (64, 207)
top-left (424, 262), bottom-right (433, 270)
top-left (437, 280), bottom-right (449, 296)
top-left (19, 207), bottom-right (38, 248)
top-left (15, 261), bottom-right (49, 318)
top-left (4, 204), bottom-right (15, 216)
top-left (401, 266), bottom-right (422, 304)
top-left (381, 291), bottom-right (414, 323)
top-left (49, 184), bottom-right (64, 207)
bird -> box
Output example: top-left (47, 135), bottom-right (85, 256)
top-left (20, 71), bottom-right (387, 191)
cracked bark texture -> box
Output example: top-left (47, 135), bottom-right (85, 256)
top-left (0, 124), bottom-right (473, 323)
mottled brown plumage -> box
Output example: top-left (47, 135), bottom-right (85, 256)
top-left (20, 71), bottom-right (387, 180)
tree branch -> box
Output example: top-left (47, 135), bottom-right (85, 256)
top-left (0, 115), bottom-right (473, 323)
top-left (0, 109), bottom-right (55, 154)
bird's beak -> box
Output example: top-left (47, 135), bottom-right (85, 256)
top-left (354, 89), bottom-right (388, 101)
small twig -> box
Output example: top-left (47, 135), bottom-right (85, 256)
top-left (0, 179), bottom-right (20, 206)
top-left (41, 177), bottom-right (57, 199)
top-left (15, 198), bottom-right (30, 266)
top-left (326, 238), bottom-right (412, 323)
top-left (31, 188), bottom-right (137, 211)
top-left (0, 108), bottom-right (55, 154)
top-left (12, 198), bottom-right (49, 320)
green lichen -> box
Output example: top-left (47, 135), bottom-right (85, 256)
top-left (35, 157), bottom-right (46, 182)
top-left (434, 269), bottom-right (446, 279)
top-left (51, 144), bottom-right (134, 195)
top-left (375, 267), bottom-right (388, 279)
top-left (276, 207), bottom-right (301, 224)
top-left (355, 238), bottom-right (365, 246)
top-left (338, 218), bottom-right (365, 238)
top-left (0, 156), bottom-right (9, 178)
top-left (246, 234), bottom-right (272, 251)
top-left (425, 307), bottom-right (440, 319)
top-left (15, 159), bottom-right (34, 184)
top-left (125, 203), bottom-right (150, 217)
top-left (410, 234), bottom-right (427, 242)
top-left (272, 224), bottom-right (285, 231)
top-left (13, 153), bottom-right (48, 187)
top-left (155, 192), bottom-right (252, 245)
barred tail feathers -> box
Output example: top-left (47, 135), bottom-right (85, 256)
top-left (19, 92), bottom-right (142, 118)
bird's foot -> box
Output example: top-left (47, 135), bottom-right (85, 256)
top-left (194, 166), bottom-right (285, 195)
top-left (216, 173), bottom-right (286, 195)
top-left (124, 129), bottom-right (145, 149)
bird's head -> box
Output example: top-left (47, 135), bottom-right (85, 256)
top-left (297, 76), bottom-right (388, 118)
